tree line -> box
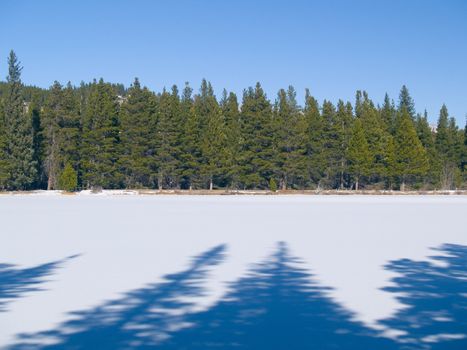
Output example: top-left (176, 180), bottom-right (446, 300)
top-left (0, 51), bottom-right (465, 191)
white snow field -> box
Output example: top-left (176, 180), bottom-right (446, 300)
top-left (0, 195), bottom-right (466, 348)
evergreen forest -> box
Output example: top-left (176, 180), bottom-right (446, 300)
top-left (0, 51), bottom-right (465, 191)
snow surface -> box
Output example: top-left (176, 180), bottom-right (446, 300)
top-left (0, 195), bottom-right (466, 348)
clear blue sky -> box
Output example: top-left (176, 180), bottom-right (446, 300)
top-left (1, 0), bottom-right (466, 125)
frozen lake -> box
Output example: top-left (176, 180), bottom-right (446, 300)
top-left (1, 195), bottom-right (466, 349)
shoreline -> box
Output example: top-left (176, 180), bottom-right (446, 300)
top-left (1, 189), bottom-right (466, 196)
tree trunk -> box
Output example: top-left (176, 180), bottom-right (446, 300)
top-left (209, 177), bottom-right (213, 191)
top-left (158, 174), bottom-right (163, 192)
top-left (47, 140), bottom-right (56, 190)
top-left (47, 173), bottom-right (54, 190)
top-left (400, 177), bottom-right (406, 192)
top-left (281, 176), bottom-right (287, 191)
top-left (355, 177), bottom-right (359, 191)
top-left (340, 160), bottom-right (344, 190)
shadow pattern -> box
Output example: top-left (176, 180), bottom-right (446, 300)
top-left (381, 243), bottom-right (467, 350)
top-left (9, 245), bottom-right (226, 349)
top-left (160, 242), bottom-right (397, 350)
top-left (0, 255), bottom-right (78, 312)
top-left (7, 243), bottom-right (467, 350)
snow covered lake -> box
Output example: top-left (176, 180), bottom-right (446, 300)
top-left (1, 195), bottom-right (466, 349)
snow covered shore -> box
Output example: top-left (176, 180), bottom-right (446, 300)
top-left (0, 189), bottom-right (466, 196)
top-left (0, 195), bottom-right (466, 348)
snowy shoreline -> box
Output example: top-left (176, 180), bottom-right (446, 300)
top-left (0, 189), bottom-right (466, 196)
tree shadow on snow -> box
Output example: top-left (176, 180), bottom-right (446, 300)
top-left (159, 241), bottom-right (397, 350)
top-left (0, 254), bottom-right (78, 313)
top-left (380, 243), bottom-right (467, 350)
top-left (9, 245), bottom-right (226, 349)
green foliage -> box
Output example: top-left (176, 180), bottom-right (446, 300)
top-left (197, 80), bottom-right (226, 190)
top-left (415, 111), bottom-right (439, 187)
top-left (119, 78), bottom-right (157, 188)
top-left (221, 89), bottom-right (242, 188)
top-left (304, 89), bottom-right (325, 187)
top-left (80, 79), bottom-right (121, 189)
top-left (155, 86), bottom-right (182, 189)
top-left (0, 54), bottom-right (464, 192)
top-left (435, 105), bottom-right (464, 189)
top-left (358, 91), bottom-right (388, 180)
top-left (394, 109), bottom-right (429, 190)
top-left (347, 119), bottom-right (371, 190)
top-left (0, 100), bottom-right (9, 188)
top-left (269, 177), bottom-right (277, 192)
top-left (381, 93), bottom-right (396, 133)
top-left (2, 51), bottom-right (37, 190)
top-left (273, 86), bottom-right (307, 189)
top-left (58, 163), bottom-right (78, 191)
top-left (179, 83), bottom-right (200, 189)
top-left (398, 85), bottom-right (416, 119)
top-left (239, 83), bottom-right (275, 189)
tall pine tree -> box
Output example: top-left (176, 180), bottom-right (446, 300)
top-left (194, 80), bottom-right (226, 190)
top-left (81, 79), bottom-right (121, 189)
top-left (273, 86), bottom-right (307, 190)
top-left (221, 89), bottom-right (242, 188)
top-left (179, 82), bottom-right (201, 189)
top-left (239, 83), bottom-right (274, 189)
top-left (304, 89), bottom-right (325, 188)
top-left (155, 86), bottom-right (182, 189)
top-left (2, 51), bottom-right (36, 190)
top-left (119, 78), bottom-right (157, 188)
top-left (347, 119), bottom-right (371, 190)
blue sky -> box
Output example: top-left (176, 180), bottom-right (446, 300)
top-left (1, 0), bottom-right (466, 125)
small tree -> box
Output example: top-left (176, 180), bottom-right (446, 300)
top-left (58, 163), bottom-right (78, 192)
top-left (269, 178), bottom-right (277, 192)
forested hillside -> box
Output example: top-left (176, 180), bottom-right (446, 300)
top-left (0, 51), bottom-right (465, 191)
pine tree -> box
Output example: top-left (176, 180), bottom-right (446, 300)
top-left (2, 51), bottom-right (36, 190)
top-left (304, 89), bottom-right (325, 188)
top-left (196, 80), bottom-right (226, 190)
top-left (221, 89), bottom-right (242, 188)
top-left (347, 119), bottom-right (371, 190)
top-left (239, 83), bottom-right (274, 188)
top-left (358, 92), bottom-right (388, 183)
top-left (321, 100), bottom-right (340, 187)
top-left (29, 92), bottom-right (44, 188)
top-left (179, 82), bottom-right (200, 189)
top-left (435, 105), bottom-right (462, 189)
top-left (381, 93), bottom-right (396, 134)
top-left (462, 119), bottom-right (467, 182)
top-left (335, 100), bottom-right (354, 189)
top-left (155, 86), bottom-right (182, 189)
top-left (383, 135), bottom-right (397, 189)
top-left (42, 81), bottom-right (63, 190)
top-left (394, 108), bottom-right (428, 191)
top-left (415, 110), bottom-right (438, 187)
top-left (81, 79), bottom-right (121, 189)
top-left (58, 162), bottom-right (78, 192)
top-left (0, 99), bottom-right (9, 188)
top-left (60, 82), bottom-right (82, 185)
top-left (273, 86), bottom-right (307, 190)
top-left (119, 78), bottom-right (157, 188)
top-left (398, 85), bottom-right (416, 119)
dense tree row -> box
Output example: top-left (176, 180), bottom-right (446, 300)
top-left (0, 51), bottom-right (465, 191)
